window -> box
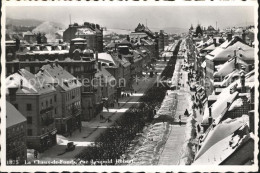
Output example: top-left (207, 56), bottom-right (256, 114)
top-left (46, 101), bottom-right (48, 107)
top-left (55, 108), bottom-right (57, 114)
top-left (27, 104), bottom-right (32, 111)
top-left (50, 99), bottom-right (52, 105)
top-left (27, 117), bottom-right (32, 124)
top-left (27, 129), bottom-right (32, 136)
top-left (54, 95), bottom-right (57, 102)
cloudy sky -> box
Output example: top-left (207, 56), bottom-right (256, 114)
top-left (6, 6), bottom-right (255, 30)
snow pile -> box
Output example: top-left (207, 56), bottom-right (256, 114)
top-left (121, 122), bottom-right (170, 165)
top-left (228, 98), bottom-right (243, 111)
top-left (179, 116), bottom-right (197, 165)
top-left (155, 90), bottom-right (176, 119)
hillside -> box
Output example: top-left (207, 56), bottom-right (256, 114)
top-left (6, 18), bottom-right (43, 27)
top-left (32, 21), bottom-right (65, 42)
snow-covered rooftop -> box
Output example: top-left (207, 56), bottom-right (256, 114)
top-left (193, 117), bottom-right (252, 165)
top-left (195, 115), bottom-right (249, 161)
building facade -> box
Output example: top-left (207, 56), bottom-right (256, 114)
top-left (6, 101), bottom-right (27, 165)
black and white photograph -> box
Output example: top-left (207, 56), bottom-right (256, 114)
top-left (1, 1), bottom-right (258, 172)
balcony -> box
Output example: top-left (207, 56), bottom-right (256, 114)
top-left (40, 106), bottom-right (54, 114)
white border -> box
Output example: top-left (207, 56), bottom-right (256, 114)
top-left (1, 1), bottom-right (259, 172)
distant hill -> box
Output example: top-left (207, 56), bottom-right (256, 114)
top-left (150, 27), bottom-right (187, 35)
top-left (6, 17), bottom-right (65, 29)
top-left (103, 28), bottom-right (132, 35)
top-left (6, 18), bottom-right (43, 27)
top-left (32, 21), bottom-right (65, 42)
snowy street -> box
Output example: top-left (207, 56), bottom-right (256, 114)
top-left (27, 54), bottom-right (173, 162)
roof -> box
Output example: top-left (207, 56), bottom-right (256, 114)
top-left (217, 69), bottom-right (241, 87)
top-left (71, 38), bottom-right (86, 42)
top-left (214, 58), bottom-right (236, 77)
top-left (36, 64), bottom-right (82, 91)
top-left (106, 42), bottom-right (116, 48)
top-left (6, 69), bottom-right (56, 95)
top-left (112, 54), bottom-right (131, 67)
top-left (213, 41), bottom-right (254, 61)
top-left (201, 81), bottom-right (239, 125)
top-left (76, 28), bottom-right (95, 35)
top-left (202, 44), bottom-right (217, 51)
top-left (195, 115), bottom-right (249, 161)
top-left (95, 67), bottom-right (116, 82)
top-left (95, 53), bottom-right (117, 66)
top-left (6, 101), bottom-right (27, 128)
top-left (193, 117), bottom-right (252, 165)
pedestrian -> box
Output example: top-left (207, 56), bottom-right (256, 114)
top-left (118, 102), bottom-right (120, 107)
top-left (184, 109), bottom-right (189, 117)
top-left (34, 150), bottom-right (38, 159)
top-left (179, 119), bottom-right (182, 126)
top-left (100, 114), bottom-right (102, 120)
top-left (197, 124), bottom-right (201, 133)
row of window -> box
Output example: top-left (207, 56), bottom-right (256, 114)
top-left (7, 124), bottom-right (25, 136)
top-left (41, 95), bottom-right (57, 110)
top-left (65, 88), bottom-right (80, 101)
top-left (7, 138), bottom-right (25, 150)
top-left (66, 101), bottom-right (81, 116)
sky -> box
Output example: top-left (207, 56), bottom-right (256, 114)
top-left (6, 6), bottom-right (255, 30)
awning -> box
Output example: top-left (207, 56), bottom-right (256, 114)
top-left (201, 61), bottom-right (206, 68)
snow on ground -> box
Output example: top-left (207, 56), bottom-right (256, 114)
top-left (120, 122), bottom-right (170, 165)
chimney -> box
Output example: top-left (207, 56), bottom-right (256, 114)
top-left (55, 60), bottom-right (58, 66)
top-left (248, 110), bottom-right (255, 133)
top-left (240, 72), bottom-right (246, 93)
top-left (227, 33), bottom-right (232, 42)
top-left (95, 51), bottom-right (98, 62)
top-left (20, 79), bottom-right (23, 89)
top-left (208, 107), bottom-right (213, 125)
top-left (213, 38), bottom-right (217, 47)
top-left (234, 50), bottom-right (237, 69)
top-left (126, 35), bottom-right (130, 42)
top-left (98, 62), bottom-right (101, 70)
top-left (227, 101), bottom-right (231, 108)
top-left (242, 30), bottom-right (246, 42)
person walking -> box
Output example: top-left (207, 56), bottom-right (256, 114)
top-left (197, 124), bottom-right (201, 133)
top-left (179, 116), bottom-right (182, 126)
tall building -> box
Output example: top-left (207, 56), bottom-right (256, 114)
top-left (63, 22), bottom-right (103, 52)
top-left (36, 64), bottom-right (82, 134)
top-left (6, 101), bottom-right (27, 165)
top-left (6, 69), bottom-right (57, 152)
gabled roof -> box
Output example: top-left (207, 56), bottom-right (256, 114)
top-left (213, 41), bottom-right (254, 61)
top-left (6, 101), bottom-right (27, 128)
top-left (194, 116), bottom-right (252, 165)
top-left (36, 64), bottom-right (81, 91)
top-left (214, 58), bottom-right (236, 77)
top-left (6, 69), bottom-right (55, 95)
top-left (201, 81), bottom-right (239, 125)
top-left (95, 52), bottom-right (117, 67)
